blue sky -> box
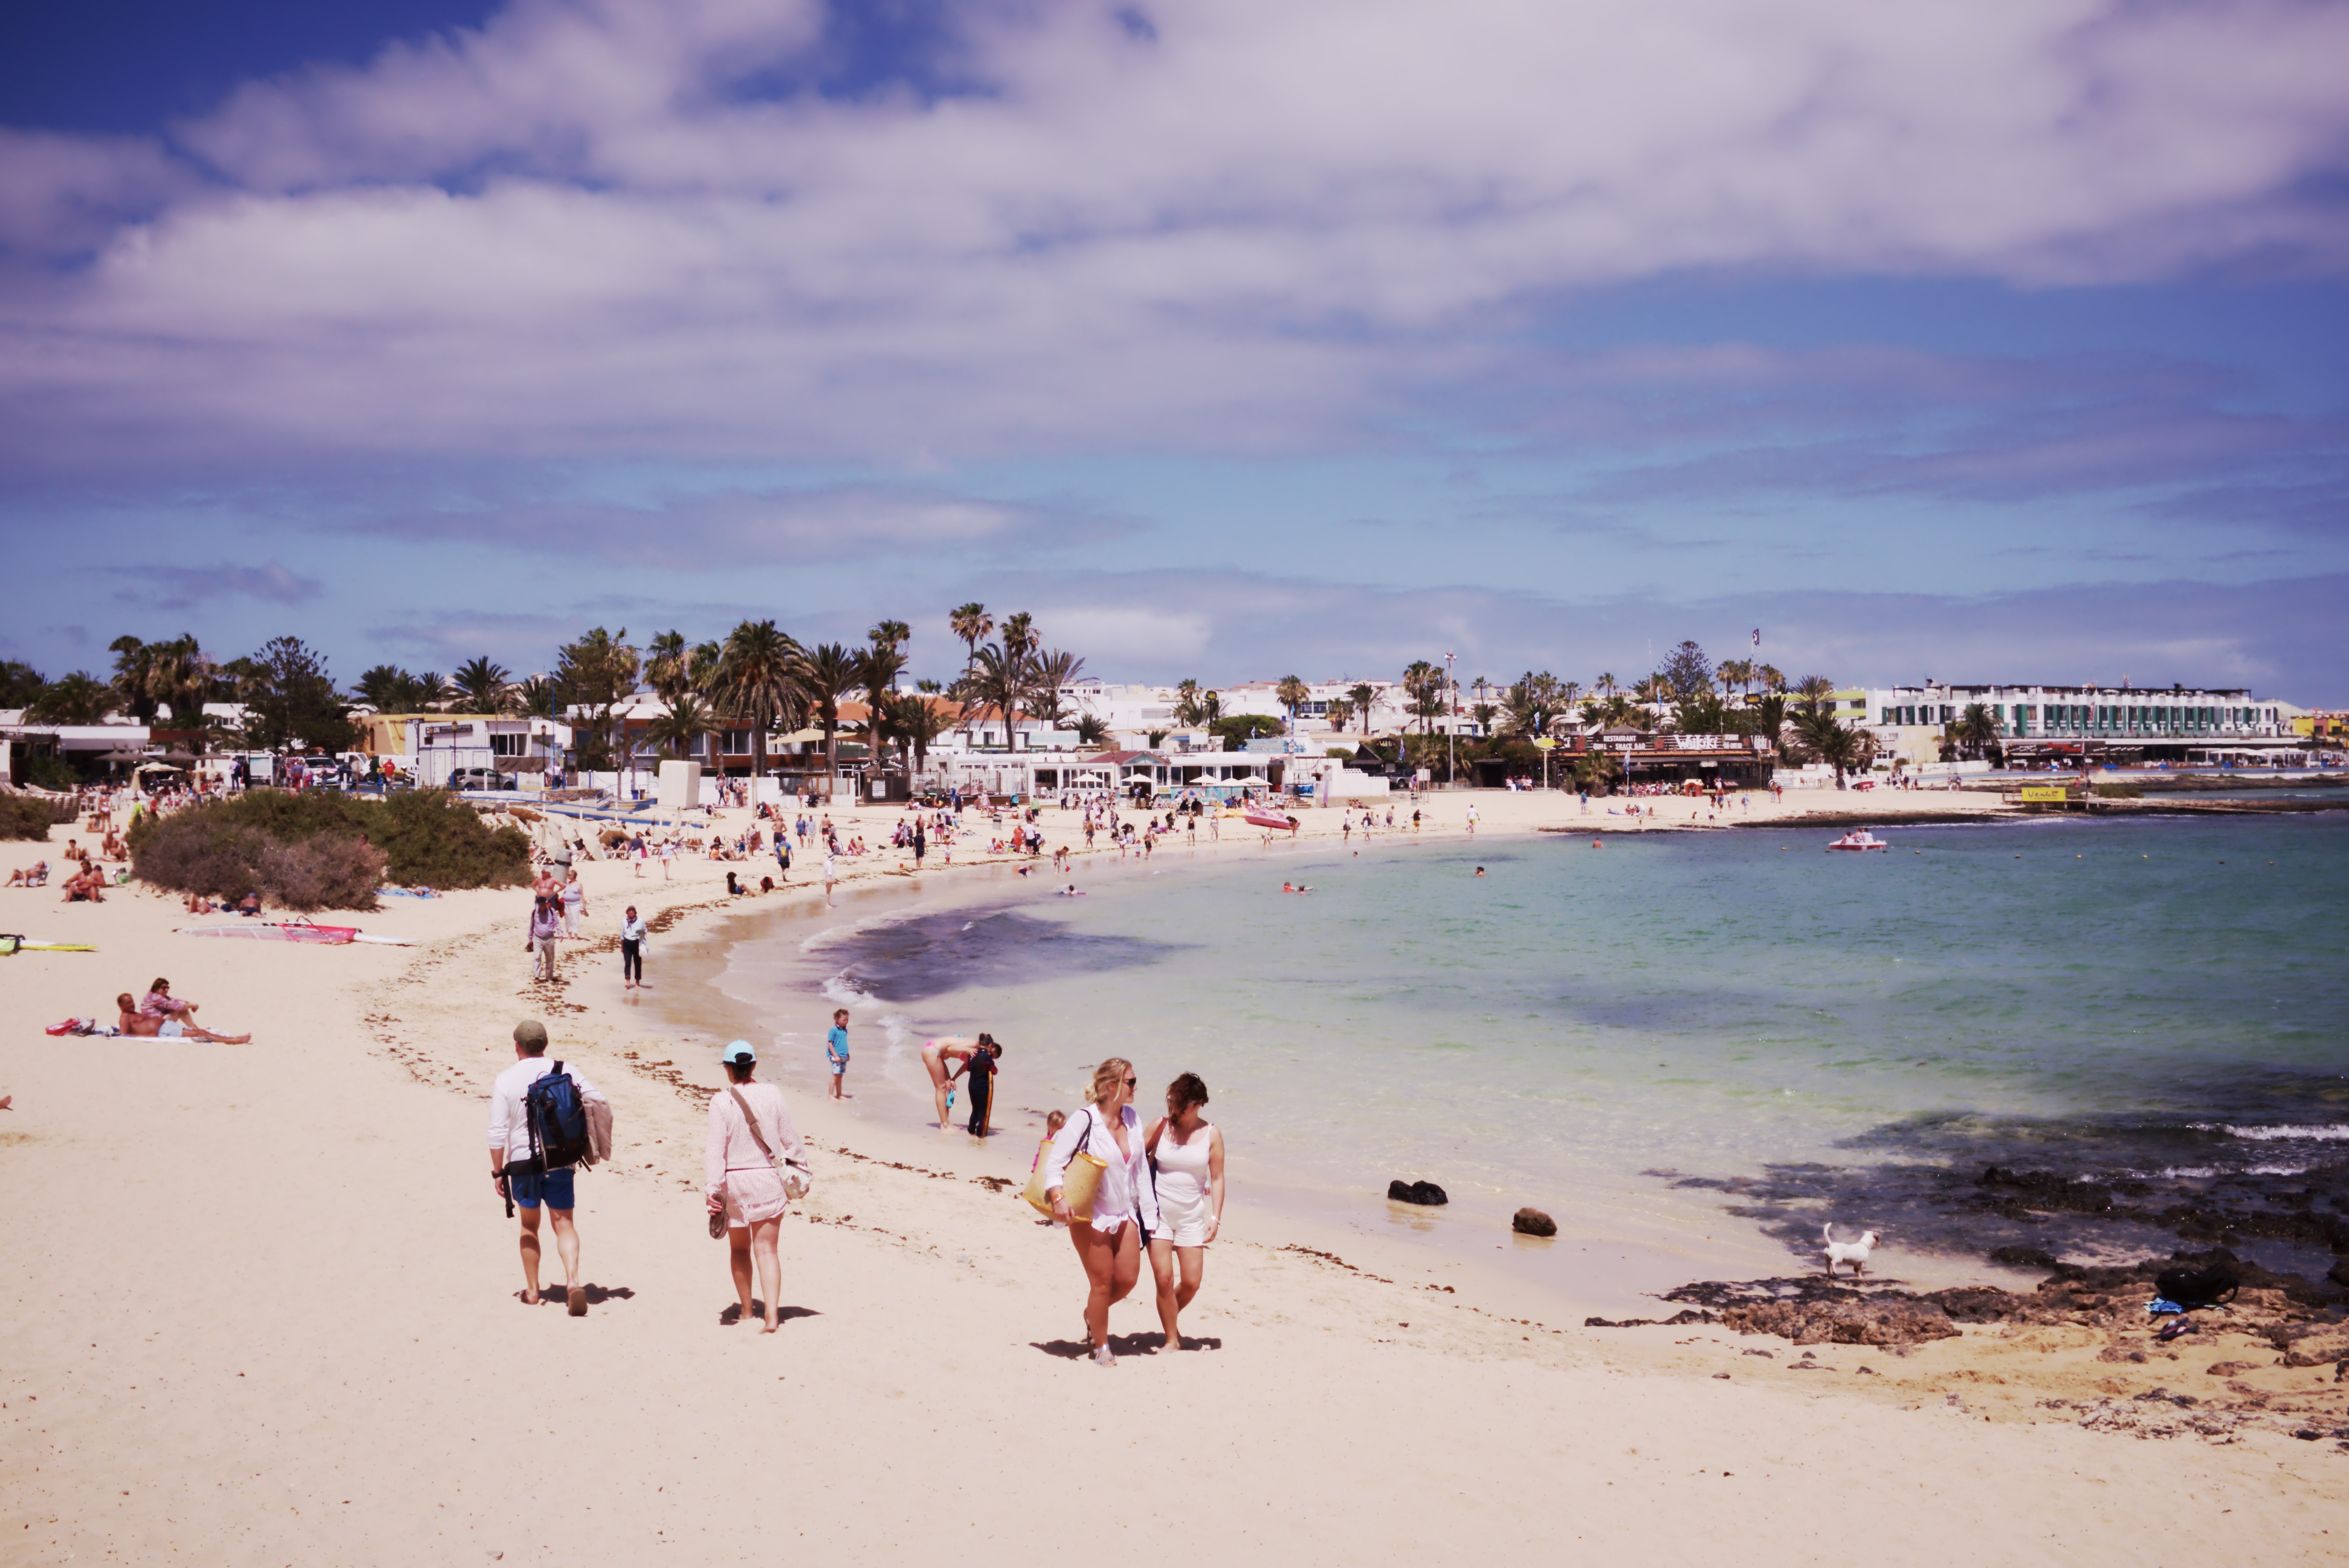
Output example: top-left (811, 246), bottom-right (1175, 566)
top-left (2, 0), bottom-right (2345, 700)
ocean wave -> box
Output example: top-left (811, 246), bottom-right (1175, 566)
top-left (2193, 1122), bottom-right (2349, 1142)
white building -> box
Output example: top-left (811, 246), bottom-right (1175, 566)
top-left (1860, 684), bottom-right (2308, 765)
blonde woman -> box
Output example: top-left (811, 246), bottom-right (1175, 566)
top-left (1145, 1072), bottom-right (1225, 1351)
top-left (1040, 1057), bottom-right (1160, 1366)
top-left (703, 1041), bottom-right (805, 1332)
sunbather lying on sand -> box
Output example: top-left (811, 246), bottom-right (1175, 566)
top-left (7, 861), bottom-right (47, 887)
top-left (113, 992), bottom-right (250, 1044)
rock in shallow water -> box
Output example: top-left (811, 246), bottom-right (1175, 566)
top-left (1513, 1207), bottom-right (1557, 1237)
top-left (1388, 1179), bottom-right (1448, 1206)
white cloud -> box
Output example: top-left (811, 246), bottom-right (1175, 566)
top-left (3, 0), bottom-right (2349, 473)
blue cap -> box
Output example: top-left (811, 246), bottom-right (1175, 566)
top-left (721, 1040), bottom-right (756, 1063)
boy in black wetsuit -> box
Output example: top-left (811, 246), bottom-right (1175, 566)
top-left (949, 1038), bottom-right (1002, 1135)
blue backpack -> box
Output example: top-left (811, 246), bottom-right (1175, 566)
top-left (526, 1061), bottom-right (593, 1171)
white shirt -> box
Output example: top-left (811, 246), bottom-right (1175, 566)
top-left (620, 915), bottom-right (648, 942)
top-left (1040, 1103), bottom-right (1161, 1235)
top-left (488, 1056), bottom-right (610, 1165)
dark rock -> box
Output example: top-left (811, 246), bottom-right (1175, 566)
top-left (1513, 1207), bottom-right (1557, 1237)
top-left (2331, 1256), bottom-right (2349, 1291)
top-left (1990, 1245), bottom-right (2060, 1270)
top-left (1583, 1309), bottom-right (1718, 1329)
top-left (1388, 1179), bottom-right (1447, 1206)
top-left (1721, 1295), bottom-right (1961, 1349)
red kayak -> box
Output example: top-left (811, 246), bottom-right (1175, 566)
top-left (1244, 811), bottom-right (1297, 832)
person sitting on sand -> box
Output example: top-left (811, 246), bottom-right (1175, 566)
top-left (114, 991), bottom-right (250, 1043)
top-left (100, 830), bottom-right (126, 861)
top-left (237, 892), bottom-right (262, 917)
top-left (62, 864), bottom-right (106, 904)
top-left (139, 977), bottom-right (201, 1025)
top-left (183, 890), bottom-right (217, 914)
top-left (7, 860), bottom-right (48, 887)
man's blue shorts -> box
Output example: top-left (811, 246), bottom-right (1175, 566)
top-left (510, 1167), bottom-right (575, 1211)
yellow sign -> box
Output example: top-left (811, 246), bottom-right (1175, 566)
top-left (2018, 785), bottom-right (2070, 802)
top-left (1532, 738), bottom-right (1558, 750)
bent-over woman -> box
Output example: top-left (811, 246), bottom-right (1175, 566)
top-left (1146, 1072), bottom-right (1226, 1351)
top-left (703, 1041), bottom-right (805, 1332)
top-left (1040, 1057), bottom-right (1160, 1366)
top-left (920, 1033), bottom-right (992, 1130)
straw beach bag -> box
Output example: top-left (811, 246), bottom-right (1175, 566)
top-left (1023, 1109), bottom-right (1106, 1223)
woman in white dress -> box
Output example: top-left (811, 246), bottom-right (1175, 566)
top-left (702, 1041), bottom-right (805, 1332)
top-left (1040, 1057), bottom-right (1159, 1366)
top-left (1145, 1072), bottom-right (1225, 1352)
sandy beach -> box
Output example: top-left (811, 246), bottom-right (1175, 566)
top-left (4, 788), bottom-right (2344, 1565)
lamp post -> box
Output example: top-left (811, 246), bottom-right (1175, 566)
top-left (1445, 650), bottom-right (1456, 786)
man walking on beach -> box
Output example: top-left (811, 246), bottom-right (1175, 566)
top-left (529, 895), bottom-right (562, 984)
top-left (489, 1020), bottom-right (610, 1314)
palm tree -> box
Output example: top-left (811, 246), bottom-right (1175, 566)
top-left (1793, 675), bottom-right (1835, 716)
top-left (1075, 713), bottom-right (1109, 746)
top-left (1030, 649), bottom-right (1086, 728)
top-left (888, 692), bottom-right (952, 779)
top-left (1275, 675), bottom-right (1310, 734)
top-left (1346, 682), bottom-right (1377, 734)
top-left (963, 643), bottom-right (1029, 751)
top-left (949, 603), bottom-right (992, 675)
top-left (27, 670), bottom-right (113, 724)
top-left (1173, 679), bottom-right (1210, 729)
top-left (1790, 706), bottom-right (1868, 788)
top-left (517, 676), bottom-right (560, 718)
top-left (999, 611), bottom-right (1038, 663)
top-left (797, 641), bottom-right (864, 794)
top-left (647, 692), bottom-right (718, 761)
top-left (1954, 703), bottom-right (2003, 761)
top-left (555, 627), bottom-right (639, 772)
top-left (645, 631), bottom-right (690, 705)
top-left (1325, 699), bottom-right (1355, 735)
top-left (1596, 671), bottom-right (1618, 700)
top-left (1401, 661), bottom-right (1444, 736)
top-left (858, 642), bottom-right (907, 731)
top-left (354, 664), bottom-right (413, 712)
top-left (709, 619), bottom-right (803, 789)
top-left (869, 620), bottom-right (911, 664)
top-left (452, 656), bottom-right (513, 714)
top-left (1757, 664), bottom-right (1787, 694)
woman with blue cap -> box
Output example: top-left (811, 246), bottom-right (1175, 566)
top-left (704, 1040), bottom-right (806, 1332)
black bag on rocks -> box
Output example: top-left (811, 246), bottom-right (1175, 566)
top-left (2154, 1261), bottom-right (2239, 1309)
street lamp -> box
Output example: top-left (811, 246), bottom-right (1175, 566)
top-left (1445, 650), bottom-right (1456, 785)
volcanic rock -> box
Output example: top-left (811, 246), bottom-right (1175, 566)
top-left (1513, 1207), bottom-right (1557, 1237)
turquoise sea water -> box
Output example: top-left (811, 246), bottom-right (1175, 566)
top-left (720, 811), bottom-right (2349, 1286)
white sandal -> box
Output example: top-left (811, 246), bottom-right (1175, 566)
top-left (1089, 1344), bottom-right (1116, 1367)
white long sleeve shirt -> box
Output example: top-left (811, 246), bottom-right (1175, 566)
top-left (488, 1056), bottom-right (610, 1165)
top-left (1039, 1102), bottom-right (1160, 1235)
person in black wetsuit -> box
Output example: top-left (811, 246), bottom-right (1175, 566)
top-left (948, 1038), bottom-right (1003, 1135)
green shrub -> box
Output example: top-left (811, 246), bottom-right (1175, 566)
top-left (2092, 781), bottom-right (2144, 799)
top-left (128, 786), bottom-right (530, 904)
top-left (16, 753), bottom-right (82, 791)
top-left (0, 793), bottom-right (70, 840)
top-left (259, 836), bottom-right (388, 911)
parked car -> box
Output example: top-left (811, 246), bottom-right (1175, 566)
top-left (447, 766), bottom-right (514, 791)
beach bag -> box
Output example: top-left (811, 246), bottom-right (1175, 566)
top-left (1022, 1109), bottom-right (1106, 1223)
top-left (729, 1085), bottom-right (813, 1201)
top-left (527, 1062), bottom-right (595, 1172)
top-left (2154, 1261), bottom-right (2239, 1310)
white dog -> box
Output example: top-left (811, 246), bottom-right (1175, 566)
top-left (1823, 1224), bottom-right (1881, 1278)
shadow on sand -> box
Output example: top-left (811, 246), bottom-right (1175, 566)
top-left (1030, 1333), bottom-right (1223, 1359)
top-left (718, 1302), bottom-right (823, 1327)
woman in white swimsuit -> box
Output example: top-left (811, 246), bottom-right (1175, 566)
top-left (1145, 1072), bottom-right (1225, 1352)
top-left (1040, 1057), bottom-right (1159, 1366)
top-left (920, 1034), bottom-right (991, 1130)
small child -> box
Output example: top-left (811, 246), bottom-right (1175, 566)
top-left (1032, 1109), bottom-right (1068, 1174)
top-left (825, 1008), bottom-right (851, 1098)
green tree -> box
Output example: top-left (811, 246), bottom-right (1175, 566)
top-left (27, 670), bottom-right (113, 724)
top-left (645, 631), bottom-right (691, 707)
top-left (646, 692), bottom-right (718, 761)
top-left (241, 637), bottom-right (354, 753)
top-left (709, 620), bottom-right (803, 786)
top-left (1324, 698), bottom-right (1355, 733)
top-left (1275, 675), bottom-right (1310, 733)
top-left (1075, 713), bottom-right (1110, 746)
top-left (554, 627), bottom-right (639, 772)
top-left (0, 660), bottom-right (47, 709)
top-left (1030, 649), bottom-right (1086, 728)
top-left (1345, 681), bottom-right (1377, 734)
top-left (451, 656), bottom-right (513, 714)
top-left (1574, 746), bottom-right (1621, 795)
top-left (1659, 640), bottom-right (1712, 702)
top-left (517, 676), bottom-right (561, 719)
top-left (1210, 713), bottom-right (1283, 748)
top-left (1401, 661), bottom-right (1446, 733)
top-left (797, 640), bottom-right (864, 791)
top-left (961, 642), bottom-right (1030, 751)
top-left (888, 691), bottom-right (951, 776)
top-left (1953, 703), bottom-right (2003, 762)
